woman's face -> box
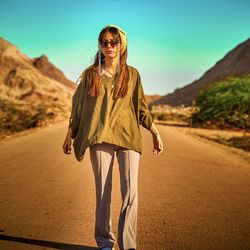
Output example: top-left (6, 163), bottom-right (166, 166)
top-left (100, 31), bottom-right (120, 59)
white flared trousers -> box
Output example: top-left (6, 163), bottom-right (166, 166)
top-left (89, 141), bottom-right (140, 250)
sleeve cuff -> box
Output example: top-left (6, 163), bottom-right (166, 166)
top-left (141, 111), bottom-right (155, 130)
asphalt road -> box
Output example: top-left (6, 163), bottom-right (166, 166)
top-left (0, 121), bottom-right (250, 250)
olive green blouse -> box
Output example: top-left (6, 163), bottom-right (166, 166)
top-left (68, 65), bottom-right (155, 162)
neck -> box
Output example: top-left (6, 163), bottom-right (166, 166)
top-left (104, 56), bottom-right (119, 73)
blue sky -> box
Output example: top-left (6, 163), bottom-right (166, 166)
top-left (0, 0), bottom-right (250, 95)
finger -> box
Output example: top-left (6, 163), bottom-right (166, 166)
top-left (156, 147), bottom-right (163, 154)
top-left (65, 145), bottom-right (70, 154)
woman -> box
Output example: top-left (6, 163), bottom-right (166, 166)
top-left (62, 24), bottom-right (163, 250)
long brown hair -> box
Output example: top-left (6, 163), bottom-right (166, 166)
top-left (87, 26), bottom-right (129, 100)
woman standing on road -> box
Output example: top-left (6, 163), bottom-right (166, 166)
top-left (62, 24), bottom-right (163, 250)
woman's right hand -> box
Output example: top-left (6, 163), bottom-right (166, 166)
top-left (62, 128), bottom-right (72, 154)
top-left (152, 133), bottom-right (164, 155)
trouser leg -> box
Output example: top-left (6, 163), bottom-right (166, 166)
top-left (116, 147), bottom-right (140, 250)
top-left (89, 142), bottom-right (117, 249)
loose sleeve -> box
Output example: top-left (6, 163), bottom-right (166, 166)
top-left (133, 70), bottom-right (155, 130)
top-left (68, 70), bottom-right (87, 139)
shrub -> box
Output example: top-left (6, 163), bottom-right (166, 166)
top-left (192, 75), bottom-right (250, 130)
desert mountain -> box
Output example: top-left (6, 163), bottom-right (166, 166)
top-left (33, 54), bottom-right (76, 90)
top-left (150, 38), bottom-right (250, 107)
top-left (0, 37), bottom-right (76, 135)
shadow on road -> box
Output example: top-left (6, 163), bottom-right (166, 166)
top-left (0, 234), bottom-right (98, 249)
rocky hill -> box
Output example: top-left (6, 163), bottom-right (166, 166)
top-left (150, 38), bottom-right (250, 107)
top-left (33, 54), bottom-right (76, 90)
top-left (0, 37), bottom-right (76, 136)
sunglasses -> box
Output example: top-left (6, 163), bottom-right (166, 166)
top-left (100, 40), bottom-right (119, 48)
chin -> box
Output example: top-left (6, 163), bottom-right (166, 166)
top-left (105, 54), bottom-right (116, 58)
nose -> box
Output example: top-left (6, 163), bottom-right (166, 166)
top-left (106, 42), bottom-right (112, 48)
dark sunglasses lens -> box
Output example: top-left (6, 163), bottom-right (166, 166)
top-left (101, 41), bottom-right (119, 48)
top-left (110, 41), bottom-right (119, 47)
top-left (101, 42), bottom-right (108, 48)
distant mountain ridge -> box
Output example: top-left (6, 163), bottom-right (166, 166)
top-left (0, 37), bottom-right (76, 89)
top-left (150, 38), bottom-right (250, 107)
top-left (33, 54), bottom-right (76, 90)
top-left (0, 37), bottom-right (76, 134)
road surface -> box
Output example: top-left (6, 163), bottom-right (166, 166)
top-left (0, 121), bottom-right (250, 250)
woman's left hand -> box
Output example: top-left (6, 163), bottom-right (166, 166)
top-left (152, 133), bottom-right (164, 155)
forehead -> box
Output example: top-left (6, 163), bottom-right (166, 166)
top-left (102, 31), bottom-right (116, 41)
